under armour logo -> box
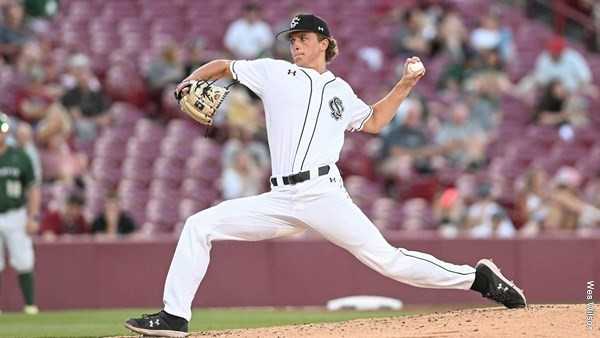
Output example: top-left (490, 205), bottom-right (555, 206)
top-left (497, 283), bottom-right (509, 292)
top-left (330, 177), bottom-right (336, 183)
top-left (318, 26), bottom-right (324, 32)
top-left (288, 69), bottom-right (296, 76)
top-left (290, 16), bottom-right (300, 28)
top-left (148, 319), bottom-right (160, 328)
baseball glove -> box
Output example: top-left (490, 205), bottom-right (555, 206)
top-left (175, 80), bottom-right (230, 126)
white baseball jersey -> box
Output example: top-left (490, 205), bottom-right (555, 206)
top-left (229, 58), bottom-right (373, 176)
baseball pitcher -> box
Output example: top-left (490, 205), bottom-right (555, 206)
top-left (126, 14), bottom-right (526, 337)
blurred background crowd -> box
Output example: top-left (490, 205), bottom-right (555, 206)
top-left (1, 0), bottom-right (600, 240)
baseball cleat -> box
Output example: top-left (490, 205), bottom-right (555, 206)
top-left (125, 310), bottom-right (189, 337)
top-left (23, 305), bottom-right (39, 315)
top-left (475, 259), bottom-right (527, 309)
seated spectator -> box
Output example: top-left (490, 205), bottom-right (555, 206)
top-left (91, 191), bottom-right (136, 236)
top-left (391, 7), bottom-right (435, 56)
top-left (36, 103), bottom-right (87, 183)
top-left (60, 54), bottom-right (109, 141)
top-left (530, 166), bottom-right (600, 234)
top-left (518, 35), bottom-right (595, 97)
top-left (533, 80), bottom-right (588, 130)
top-left (224, 2), bottom-right (273, 59)
top-left (0, 0), bottom-right (32, 63)
top-left (40, 193), bottom-right (88, 237)
top-left (221, 148), bottom-right (263, 199)
top-left (469, 14), bottom-right (514, 63)
top-left (146, 43), bottom-right (184, 92)
top-left (433, 187), bottom-right (466, 231)
top-left (435, 10), bottom-right (470, 62)
top-left (469, 209), bottom-right (516, 238)
top-left (435, 103), bottom-right (487, 168)
top-left (222, 126), bottom-right (269, 172)
top-left (464, 182), bottom-right (516, 238)
top-left (15, 59), bottom-right (60, 125)
top-left (183, 38), bottom-right (210, 75)
top-left (379, 99), bottom-right (442, 178)
top-left (517, 168), bottom-right (549, 235)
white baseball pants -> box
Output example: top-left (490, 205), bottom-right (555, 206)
top-left (163, 165), bottom-right (475, 320)
top-left (0, 208), bottom-right (34, 273)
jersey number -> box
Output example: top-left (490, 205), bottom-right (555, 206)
top-left (6, 180), bottom-right (22, 198)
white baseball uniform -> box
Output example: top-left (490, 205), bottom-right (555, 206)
top-left (163, 58), bottom-right (476, 321)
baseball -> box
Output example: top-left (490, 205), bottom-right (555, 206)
top-left (407, 61), bottom-right (425, 74)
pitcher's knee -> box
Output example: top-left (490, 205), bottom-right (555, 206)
top-left (183, 210), bottom-right (217, 242)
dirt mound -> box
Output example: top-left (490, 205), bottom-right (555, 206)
top-left (197, 304), bottom-right (596, 338)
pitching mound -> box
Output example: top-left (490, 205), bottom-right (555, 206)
top-left (196, 304), bottom-right (595, 338)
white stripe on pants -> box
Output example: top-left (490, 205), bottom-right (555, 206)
top-left (163, 167), bottom-right (475, 320)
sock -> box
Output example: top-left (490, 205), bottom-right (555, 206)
top-left (470, 269), bottom-right (490, 295)
top-left (18, 272), bottom-right (35, 306)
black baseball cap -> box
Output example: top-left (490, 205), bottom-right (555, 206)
top-left (276, 14), bottom-right (331, 40)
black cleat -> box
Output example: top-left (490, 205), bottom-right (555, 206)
top-left (125, 310), bottom-right (189, 337)
top-left (475, 259), bottom-right (527, 309)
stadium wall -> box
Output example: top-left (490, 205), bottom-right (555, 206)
top-left (1, 236), bottom-right (599, 311)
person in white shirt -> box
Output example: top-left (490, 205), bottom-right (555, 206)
top-left (125, 14), bottom-right (526, 337)
top-left (224, 3), bottom-right (274, 59)
top-left (221, 148), bottom-right (264, 199)
top-left (470, 210), bottom-right (516, 239)
top-left (533, 36), bottom-right (592, 94)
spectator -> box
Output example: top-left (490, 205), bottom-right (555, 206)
top-left (222, 126), bottom-right (269, 172)
top-left (146, 43), bottom-right (184, 92)
top-left (221, 148), bottom-right (263, 199)
top-left (434, 187), bottom-right (466, 233)
top-left (379, 99), bottom-right (440, 177)
top-left (470, 209), bottom-right (516, 238)
top-left (391, 8), bottom-right (434, 56)
top-left (224, 3), bottom-right (273, 59)
top-left (36, 103), bottom-right (87, 183)
top-left (0, 0), bottom-right (31, 63)
top-left (465, 182), bottom-right (515, 238)
top-left (40, 193), bottom-right (88, 237)
top-left (91, 191), bottom-right (136, 236)
top-left (15, 62), bottom-right (55, 124)
top-left (544, 166), bottom-right (600, 231)
top-left (435, 103), bottom-right (487, 168)
top-left (61, 54), bottom-right (110, 141)
top-left (183, 38), bottom-right (210, 75)
top-left (469, 14), bottom-right (514, 63)
top-left (517, 168), bottom-right (549, 236)
top-left (533, 80), bottom-right (588, 130)
top-left (519, 35), bottom-right (594, 96)
top-left (435, 10), bottom-right (469, 62)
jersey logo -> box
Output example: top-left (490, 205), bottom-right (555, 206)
top-left (287, 69), bottom-right (296, 76)
top-left (290, 16), bottom-right (300, 28)
top-left (329, 97), bottom-right (344, 120)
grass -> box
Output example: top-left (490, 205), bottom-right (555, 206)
top-left (0, 307), bottom-right (412, 338)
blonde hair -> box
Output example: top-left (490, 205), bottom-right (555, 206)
top-left (318, 35), bottom-right (339, 63)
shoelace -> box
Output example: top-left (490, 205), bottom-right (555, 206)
top-left (141, 312), bottom-right (161, 319)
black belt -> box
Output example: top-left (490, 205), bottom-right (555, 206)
top-left (270, 165), bottom-right (330, 186)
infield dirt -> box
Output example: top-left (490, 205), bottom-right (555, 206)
top-left (189, 304), bottom-right (595, 338)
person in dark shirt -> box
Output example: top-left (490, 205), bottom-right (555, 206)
top-left (91, 191), bottom-right (136, 235)
top-left (380, 100), bottom-right (438, 175)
